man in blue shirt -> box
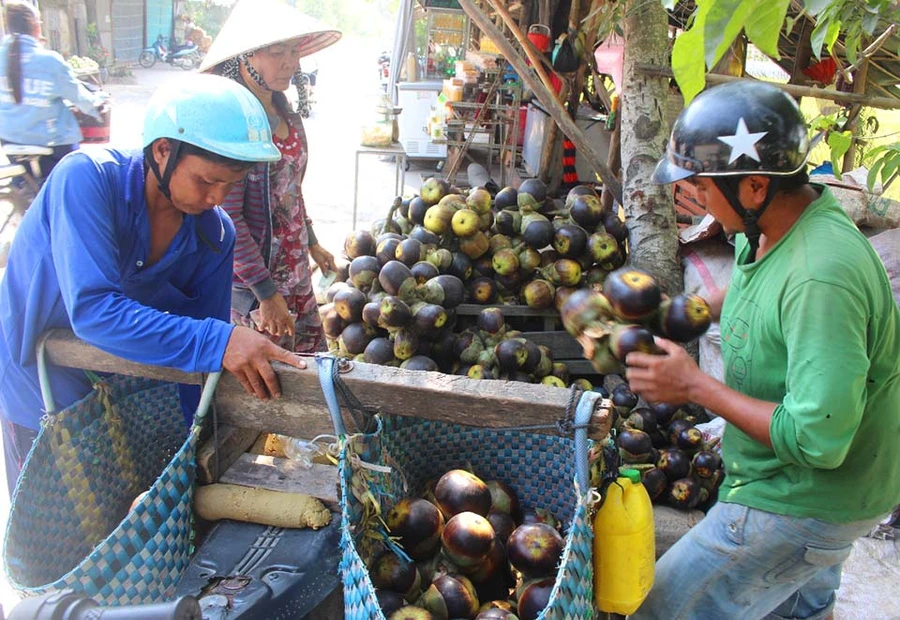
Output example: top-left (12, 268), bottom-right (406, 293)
top-left (0, 74), bottom-right (305, 494)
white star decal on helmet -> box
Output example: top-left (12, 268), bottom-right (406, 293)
top-left (717, 117), bottom-right (767, 164)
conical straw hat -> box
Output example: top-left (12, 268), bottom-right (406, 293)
top-left (199, 0), bottom-right (341, 73)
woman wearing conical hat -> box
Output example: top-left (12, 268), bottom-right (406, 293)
top-left (201, 0), bottom-right (341, 353)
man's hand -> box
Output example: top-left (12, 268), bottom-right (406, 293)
top-left (222, 326), bottom-right (306, 399)
top-left (257, 293), bottom-right (295, 337)
top-left (625, 337), bottom-right (702, 405)
top-left (309, 244), bottom-right (337, 274)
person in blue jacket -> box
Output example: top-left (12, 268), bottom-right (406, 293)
top-left (0, 73), bottom-right (307, 495)
top-left (0, 1), bottom-right (104, 177)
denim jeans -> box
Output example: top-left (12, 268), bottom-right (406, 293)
top-left (630, 501), bottom-right (885, 620)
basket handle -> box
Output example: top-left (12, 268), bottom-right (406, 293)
top-left (573, 390), bottom-right (603, 493)
top-left (316, 356), bottom-right (348, 436)
top-left (36, 332), bottom-right (221, 423)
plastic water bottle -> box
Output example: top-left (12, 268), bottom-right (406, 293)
top-left (593, 468), bottom-right (655, 615)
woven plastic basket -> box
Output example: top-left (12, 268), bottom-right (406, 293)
top-left (338, 391), bottom-right (602, 619)
top-left (3, 342), bottom-right (219, 605)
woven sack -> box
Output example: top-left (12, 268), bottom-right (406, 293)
top-left (3, 367), bottom-right (219, 605)
top-left (339, 411), bottom-right (597, 619)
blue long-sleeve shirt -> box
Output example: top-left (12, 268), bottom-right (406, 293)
top-left (0, 148), bottom-right (236, 429)
top-left (0, 34), bottom-right (102, 147)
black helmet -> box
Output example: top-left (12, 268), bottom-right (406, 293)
top-left (653, 81), bottom-right (810, 185)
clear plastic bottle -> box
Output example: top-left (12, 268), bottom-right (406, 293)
top-left (593, 468), bottom-right (655, 615)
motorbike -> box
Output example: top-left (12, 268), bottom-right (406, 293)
top-left (139, 35), bottom-right (199, 70)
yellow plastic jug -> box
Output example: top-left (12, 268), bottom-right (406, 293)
top-left (593, 468), bottom-right (655, 615)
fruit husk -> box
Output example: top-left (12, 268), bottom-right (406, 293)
top-left (402, 355), bottom-right (440, 372)
top-left (517, 179), bottom-right (547, 211)
top-left (364, 337), bottom-right (396, 365)
top-left (448, 252), bottom-right (474, 281)
top-left (656, 294), bottom-right (712, 342)
top-left (421, 274), bottom-right (466, 309)
top-left (507, 523), bottom-right (563, 578)
top-left (396, 238), bottom-right (425, 266)
top-left (393, 327), bottom-right (420, 361)
top-left (459, 231), bottom-right (490, 260)
top-left (380, 296), bottom-right (413, 329)
top-left (424, 203), bottom-right (456, 235)
top-left (493, 186), bottom-right (518, 210)
top-left (608, 323), bottom-right (663, 362)
top-left (559, 289), bottom-right (615, 339)
top-left (371, 550), bottom-right (423, 603)
top-left (542, 259), bottom-right (582, 288)
top-left (319, 303), bottom-right (345, 339)
top-left (617, 428), bottom-right (654, 464)
top-left (344, 230), bottom-right (377, 259)
top-left (568, 193), bottom-right (608, 230)
top-left (409, 225), bottom-right (440, 245)
top-left (441, 511), bottom-right (495, 569)
top-left (452, 208), bottom-right (482, 237)
top-left (349, 255), bottom-right (381, 292)
top-left (667, 477), bottom-right (701, 510)
top-left (519, 213), bottom-right (553, 250)
top-left (517, 578), bottom-right (554, 620)
top-left (492, 248), bottom-right (520, 277)
top-left (468, 277), bottom-right (497, 304)
top-left (435, 469), bottom-right (492, 518)
top-left (603, 267), bottom-right (663, 322)
top-left (427, 248), bottom-right (453, 272)
top-left (411, 302), bottom-right (449, 337)
top-left (552, 223), bottom-right (589, 258)
top-left (494, 210), bottom-right (520, 237)
top-left (477, 308), bottom-right (506, 335)
top-left (411, 260), bottom-right (440, 285)
top-left (339, 322), bottom-right (374, 356)
top-left (521, 279), bottom-right (555, 310)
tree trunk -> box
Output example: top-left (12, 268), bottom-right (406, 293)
top-left (620, 0), bottom-right (682, 295)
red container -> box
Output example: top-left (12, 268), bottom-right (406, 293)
top-left (527, 25), bottom-right (551, 53)
top-left (74, 104), bottom-right (112, 144)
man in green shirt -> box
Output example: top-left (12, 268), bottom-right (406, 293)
top-left (627, 81), bottom-right (900, 619)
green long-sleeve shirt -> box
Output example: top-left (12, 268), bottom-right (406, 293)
top-left (719, 186), bottom-right (900, 523)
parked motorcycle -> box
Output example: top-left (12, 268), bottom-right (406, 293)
top-left (139, 35), bottom-right (199, 70)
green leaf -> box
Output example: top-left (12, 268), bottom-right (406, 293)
top-left (881, 155), bottom-right (900, 186)
top-left (868, 159), bottom-right (884, 191)
top-left (702, 0), bottom-right (748, 68)
top-left (861, 12), bottom-right (879, 35)
top-left (828, 130), bottom-right (853, 175)
top-left (810, 18), bottom-right (829, 58)
top-left (824, 19), bottom-right (842, 53)
top-left (744, 0), bottom-right (791, 58)
top-left (845, 31), bottom-right (860, 64)
top-left (803, 0), bottom-right (832, 15)
top-left (672, 23), bottom-right (708, 103)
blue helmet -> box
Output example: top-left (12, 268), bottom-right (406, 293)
top-left (142, 73), bottom-right (280, 163)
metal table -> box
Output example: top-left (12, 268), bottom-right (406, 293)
top-left (352, 142), bottom-right (407, 229)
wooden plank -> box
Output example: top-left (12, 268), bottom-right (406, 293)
top-left (218, 453), bottom-right (340, 511)
top-left (196, 425), bottom-right (260, 484)
top-left (523, 331), bottom-right (583, 359)
top-left (42, 330), bottom-right (612, 440)
top-left (43, 329), bottom-right (203, 384)
top-left (455, 303), bottom-right (559, 318)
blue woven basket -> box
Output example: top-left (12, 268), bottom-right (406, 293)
top-left (3, 358), bottom-right (220, 605)
top-left (339, 407), bottom-right (598, 619)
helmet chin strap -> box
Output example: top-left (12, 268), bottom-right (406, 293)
top-left (712, 176), bottom-right (781, 263)
top-left (145, 139), bottom-right (184, 202)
